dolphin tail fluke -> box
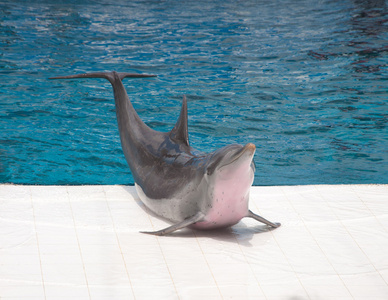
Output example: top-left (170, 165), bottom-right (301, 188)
top-left (140, 211), bottom-right (205, 236)
top-left (246, 210), bottom-right (281, 228)
top-left (50, 72), bottom-right (113, 80)
top-left (118, 72), bottom-right (157, 80)
top-left (50, 71), bottom-right (156, 83)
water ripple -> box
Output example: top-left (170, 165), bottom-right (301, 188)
top-left (0, 0), bottom-right (387, 185)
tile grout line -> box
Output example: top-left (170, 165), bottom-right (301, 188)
top-left (251, 194), bottom-right (285, 300)
top-left (29, 186), bottom-right (47, 300)
top-left (230, 204), bottom-right (268, 300)
top-left (250, 192), bottom-right (288, 300)
top-left (350, 184), bottom-right (388, 283)
top-left (103, 187), bottom-right (137, 300)
top-left (66, 186), bottom-right (92, 300)
top-left (315, 185), bottom-right (388, 286)
top-left (234, 234), bottom-right (268, 300)
top-left (308, 186), bottom-right (355, 299)
top-left (275, 186), bottom-right (312, 300)
top-left (193, 231), bottom-right (224, 300)
top-left (155, 236), bottom-right (181, 300)
top-left (143, 208), bottom-right (181, 300)
top-left (350, 185), bottom-right (388, 235)
top-left (328, 185), bottom-right (388, 287)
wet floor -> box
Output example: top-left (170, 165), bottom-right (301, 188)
top-left (1, 184), bottom-right (387, 299)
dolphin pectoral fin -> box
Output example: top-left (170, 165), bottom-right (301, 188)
top-left (247, 210), bottom-right (281, 228)
top-left (140, 212), bottom-right (205, 236)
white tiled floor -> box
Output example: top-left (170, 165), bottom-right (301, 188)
top-left (0, 184), bottom-right (387, 299)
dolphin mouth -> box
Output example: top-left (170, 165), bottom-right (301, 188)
top-left (220, 143), bottom-right (256, 168)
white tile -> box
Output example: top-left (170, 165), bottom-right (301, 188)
top-left (346, 284), bottom-right (388, 299)
top-left (41, 263), bottom-right (87, 285)
top-left (109, 208), bottom-right (154, 232)
top-left (380, 269), bottom-right (388, 286)
top-left (126, 260), bottom-right (173, 287)
top-left (83, 263), bottom-right (130, 286)
top-left (0, 263), bottom-right (43, 283)
top-left (284, 186), bottom-right (338, 224)
top-left (159, 238), bottom-right (207, 265)
top-left (39, 242), bottom-right (80, 255)
top-left (0, 297), bottom-right (46, 300)
top-left (35, 224), bottom-right (78, 245)
top-left (121, 242), bottom-right (163, 264)
top-left (303, 283), bottom-right (352, 299)
top-left (0, 261), bottom-right (42, 276)
top-left (0, 198), bottom-right (34, 223)
top-left (177, 286), bottom-right (221, 299)
top-left (132, 285), bottom-right (178, 299)
top-left (254, 266), bottom-right (297, 287)
top-left (70, 200), bottom-right (113, 227)
top-left (218, 284), bottom-right (265, 299)
top-left (320, 240), bottom-right (376, 275)
top-left (246, 250), bottom-right (294, 286)
top-left (76, 227), bottom-right (118, 246)
top-left (341, 272), bottom-right (387, 287)
top-left (197, 234), bottom-right (243, 255)
top-left (33, 201), bottom-right (74, 226)
top-left (308, 221), bottom-right (347, 243)
top-left (1, 184), bottom-right (388, 300)
top-left (0, 253), bottom-right (40, 266)
top-left (170, 263), bottom-right (217, 292)
top-left (80, 244), bottom-right (122, 258)
top-left (103, 185), bottom-right (138, 206)
top-left (40, 253), bottom-right (83, 265)
top-left (0, 239), bottom-right (39, 256)
top-left (82, 249), bottom-right (124, 265)
top-left (0, 184), bottom-right (30, 201)
top-left (0, 219), bottom-right (36, 251)
top-left (66, 186), bottom-right (106, 204)
top-left (29, 185), bottom-right (68, 199)
top-left (209, 262), bottom-right (259, 286)
top-left (261, 281), bottom-right (309, 300)
top-left (0, 283), bottom-right (45, 298)
top-left (377, 215), bottom-right (388, 230)
top-left (116, 231), bottom-right (159, 247)
top-left (204, 250), bottom-right (246, 266)
top-left (89, 286), bottom-right (134, 300)
top-left (44, 284), bottom-right (90, 299)
top-left (300, 273), bottom-right (352, 298)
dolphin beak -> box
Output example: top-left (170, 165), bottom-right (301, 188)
top-left (232, 143), bottom-right (256, 163)
top-left (206, 143), bottom-right (256, 176)
top-left (215, 143), bottom-right (256, 181)
top-left (220, 143), bottom-right (256, 169)
top-left (244, 143), bottom-right (256, 155)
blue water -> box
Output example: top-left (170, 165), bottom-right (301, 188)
top-left (1, 0), bottom-right (387, 185)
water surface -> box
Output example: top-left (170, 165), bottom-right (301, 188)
top-left (1, 0), bottom-right (387, 185)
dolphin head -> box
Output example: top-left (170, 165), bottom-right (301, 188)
top-left (206, 143), bottom-right (256, 179)
top-left (204, 143), bottom-right (256, 206)
top-left (190, 143), bottom-right (256, 230)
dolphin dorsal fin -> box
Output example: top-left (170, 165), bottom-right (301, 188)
top-left (170, 95), bottom-right (189, 146)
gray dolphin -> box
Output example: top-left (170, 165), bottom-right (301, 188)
top-left (50, 71), bottom-right (280, 235)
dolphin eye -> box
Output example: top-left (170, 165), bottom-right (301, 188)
top-left (206, 163), bottom-right (217, 176)
top-left (206, 156), bottom-right (222, 176)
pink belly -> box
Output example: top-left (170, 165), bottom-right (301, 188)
top-left (191, 148), bottom-right (254, 230)
top-left (191, 182), bottom-right (250, 230)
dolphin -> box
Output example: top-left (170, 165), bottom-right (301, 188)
top-left (50, 71), bottom-right (280, 235)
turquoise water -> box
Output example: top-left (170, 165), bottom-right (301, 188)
top-left (1, 0), bottom-right (387, 185)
